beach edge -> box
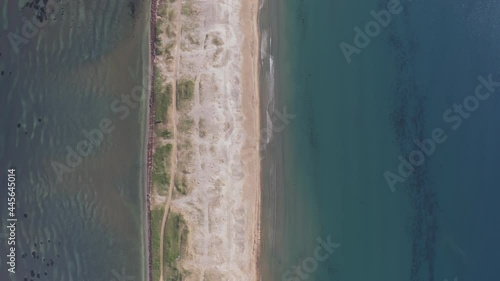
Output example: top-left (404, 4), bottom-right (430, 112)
top-left (240, 0), bottom-right (262, 280)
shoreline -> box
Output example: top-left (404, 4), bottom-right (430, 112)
top-left (146, 0), bottom-right (160, 280)
top-left (240, 0), bottom-right (262, 279)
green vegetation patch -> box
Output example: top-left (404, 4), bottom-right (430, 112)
top-left (154, 86), bottom-right (168, 123)
top-left (181, 2), bottom-right (195, 16)
top-left (178, 118), bottom-right (194, 134)
top-left (159, 129), bottom-right (173, 139)
top-left (159, 4), bottom-right (168, 18)
top-left (164, 42), bottom-right (175, 59)
top-left (152, 144), bottom-right (173, 194)
top-left (151, 207), bottom-right (165, 281)
top-left (153, 66), bottom-right (164, 98)
top-left (174, 174), bottom-right (188, 195)
top-left (176, 79), bottom-right (195, 110)
top-left (168, 9), bottom-right (176, 21)
top-left (163, 212), bottom-right (189, 280)
top-left (154, 73), bottom-right (171, 124)
top-left (154, 19), bottom-right (164, 56)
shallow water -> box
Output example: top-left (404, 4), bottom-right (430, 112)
top-left (0, 1), bottom-right (150, 280)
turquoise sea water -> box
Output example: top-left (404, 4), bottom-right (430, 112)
top-left (0, 1), bottom-right (150, 280)
top-left (261, 0), bottom-right (500, 280)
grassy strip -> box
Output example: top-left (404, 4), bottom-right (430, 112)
top-left (151, 207), bottom-right (165, 281)
top-left (163, 212), bottom-right (188, 280)
top-left (154, 70), bottom-right (171, 124)
top-left (176, 79), bottom-right (195, 110)
top-left (159, 2), bottom-right (168, 18)
top-left (174, 174), bottom-right (188, 195)
top-left (165, 43), bottom-right (175, 59)
top-left (181, 1), bottom-right (195, 16)
top-left (159, 129), bottom-right (172, 139)
top-left (155, 21), bottom-right (163, 56)
top-left (152, 144), bottom-right (173, 195)
top-left (168, 9), bottom-right (176, 21)
top-left (178, 118), bottom-right (194, 133)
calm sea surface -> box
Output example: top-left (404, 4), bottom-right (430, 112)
top-left (261, 0), bottom-right (500, 280)
top-left (0, 1), bottom-right (150, 280)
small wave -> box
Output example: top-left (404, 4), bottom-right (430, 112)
top-left (268, 55), bottom-right (275, 105)
top-left (259, 0), bottom-right (265, 11)
top-left (266, 111), bottom-right (273, 144)
top-left (260, 30), bottom-right (269, 61)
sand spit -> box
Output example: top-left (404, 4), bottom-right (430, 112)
top-left (151, 0), bottom-right (262, 279)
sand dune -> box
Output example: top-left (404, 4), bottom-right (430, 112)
top-left (153, 0), bottom-right (261, 279)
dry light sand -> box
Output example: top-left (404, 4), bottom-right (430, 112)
top-left (154, 0), bottom-right (261, 279)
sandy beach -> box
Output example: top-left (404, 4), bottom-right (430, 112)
top-left (149, 0), bottom-right (261, 279)
top-left (169, 0), bottom-right (261, 279)
top-left (240, 0), bottom-right (262, 279)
